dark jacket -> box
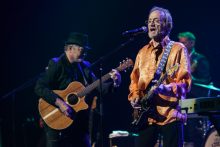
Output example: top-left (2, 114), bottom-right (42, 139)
top-left (35, 53), bottom-right (110, 105)
top-left (35, 53), bottom-right (115, 143)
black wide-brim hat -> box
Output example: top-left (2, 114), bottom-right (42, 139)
top-left (65, 32), bottom-right (91, 50)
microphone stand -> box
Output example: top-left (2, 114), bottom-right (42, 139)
top-left (90, 37), bottom-right (135, 67)
top-left (99, 61), bottom-right (104, 147)
top-left (90, 37), bottom-right (135, 147)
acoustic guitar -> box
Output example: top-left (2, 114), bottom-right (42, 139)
top-left (38, 58), bottom-right (133, 130)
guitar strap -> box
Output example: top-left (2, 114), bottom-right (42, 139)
top-left (152, 41), bottom-right (174, 84)
top-left (145, 41), bottom-right (175, 122)
top-left (78, 62), bottom-right (89, 86)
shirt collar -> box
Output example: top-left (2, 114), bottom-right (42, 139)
top-left (149, 36), bottom-right (170, 49)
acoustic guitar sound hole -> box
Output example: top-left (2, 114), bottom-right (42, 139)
top-left (67, 94), bottom-right (78, 105)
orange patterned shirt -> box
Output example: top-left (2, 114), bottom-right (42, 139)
top-left (128, 36), bottom-right (192, 125)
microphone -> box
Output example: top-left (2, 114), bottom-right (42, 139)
top-left (122, 26), bottom-right (148, 36)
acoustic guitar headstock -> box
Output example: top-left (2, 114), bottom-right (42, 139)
top-left (116, 58), bottom-right (134, 72)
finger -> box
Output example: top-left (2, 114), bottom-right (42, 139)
top-left (133, 103), bottom-right (141, 109)
top-left (60, 108), bottom-right (66, 113)
top-left (134, 98), bottom-right (139, 104)
top-left (109, 71), bottom-right (114, 76)
top-left (130, 101), bottom-right (135, 107)
top-left (65, 111), bottom-right (72, 118)
top-left (112, 69), bottom-right (117, 72)
top-left (131, 98), bottom-right (139, 108)
top-left (131, 98), bottom-right (137, 103)
top-left (63, 111), bottom-right (68, 116)
top-left (112, 69), bottom-right (119, 75)
top-left (109, 72), bottom-right (115, 79)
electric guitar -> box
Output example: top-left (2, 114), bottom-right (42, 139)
top-left (131, 63), bottom-right (179, 132)
top-left (38, 58), bottom-right (133, 130)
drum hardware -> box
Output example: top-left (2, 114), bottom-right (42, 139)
top-left (193, 83), bottom-right (220, 92)
top-left (203, 127), bottom-right (220, 147)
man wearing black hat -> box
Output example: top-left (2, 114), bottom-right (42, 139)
top-left (35, 32), bottom-right (121, 147)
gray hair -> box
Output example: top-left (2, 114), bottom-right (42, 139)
top-left (149, 6), bottom-right (173, 35)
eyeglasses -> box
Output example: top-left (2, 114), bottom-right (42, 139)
top-left (145, 19), bottom-right (161, 25)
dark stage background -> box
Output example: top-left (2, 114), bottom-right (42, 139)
top-left (1, 0), bottom-right (220, 146)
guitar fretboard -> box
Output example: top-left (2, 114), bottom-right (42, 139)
top-left (77, 73), bottom-right (111, 97)
top-left (142, 73), bottom-right (168, 102)
top-left (76, 59), bottom-right (133, 98)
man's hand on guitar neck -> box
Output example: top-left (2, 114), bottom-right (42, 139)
top-left (154, 84), bottom-right (174, 97)
top-left (55, 98), bottom-right (74, 118)
top-left (109, 69), bottom-right (121, 87)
